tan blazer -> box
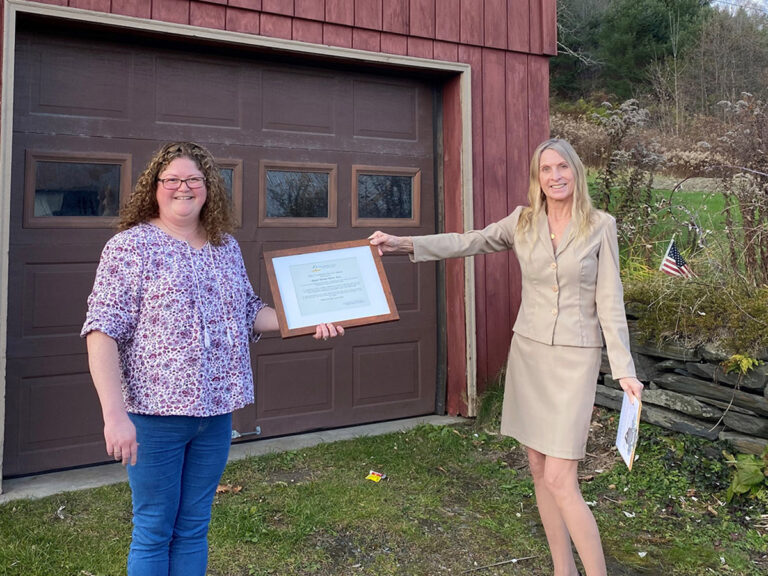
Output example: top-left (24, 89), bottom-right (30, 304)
top-left (411, 206), bottom-right (636, 380)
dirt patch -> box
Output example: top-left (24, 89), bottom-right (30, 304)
top-left (581, 408), bottom-right (623, 480)
top-left (262, 469), bottom-right (315, 485)
top-left (751, 552), bottom-right (768, 570)
top-left (499, 407), bottom-right (621, 481)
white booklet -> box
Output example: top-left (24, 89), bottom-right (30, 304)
top-left (615, 392), bottom-right (642, 471)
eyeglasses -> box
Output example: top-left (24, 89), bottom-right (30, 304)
top-left (157, 177), bottom-right (206, 190)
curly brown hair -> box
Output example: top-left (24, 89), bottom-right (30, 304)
top-left (119, 142), bottom-right (233, 246)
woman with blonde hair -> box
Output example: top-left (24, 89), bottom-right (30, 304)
top-left (370, 138), bottom-right (642, 576)
top-left (83, 142), bottom-right (342, 576)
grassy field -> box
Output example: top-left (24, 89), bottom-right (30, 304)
top-left (1, 404), bottom-right (766, 576)
top-left (588, 177), bottom-right (731, 254)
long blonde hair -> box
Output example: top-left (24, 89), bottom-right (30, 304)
top-left (517, 138), bottom-right (594, 242)
top-left (119, 142), bottom-right (233, 246)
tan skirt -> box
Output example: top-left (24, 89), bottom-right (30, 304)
top-left (500, 333), bottom-right (602, 460)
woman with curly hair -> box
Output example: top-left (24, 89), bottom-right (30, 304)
top-left (82, 142), bottom-right (343, 576)
top-left (370, 139), bottom-right (643, 576)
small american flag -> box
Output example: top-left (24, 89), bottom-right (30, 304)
top-left (660, 238), bottom-right (693, 278)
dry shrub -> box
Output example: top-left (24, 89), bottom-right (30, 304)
top-left (713, 94), bottom-right (768, 287)
top-left (550, 112), bottom-right (609, 168)
top-left (660, 145), bottom-right (729, 178)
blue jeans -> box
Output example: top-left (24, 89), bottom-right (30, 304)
top-left (126, 413), bottom-right (232, 576)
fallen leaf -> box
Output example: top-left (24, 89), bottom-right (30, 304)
top-left (216, 484), bottom-right (243, 494)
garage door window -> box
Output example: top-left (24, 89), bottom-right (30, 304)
top-left (218, 158), bottom-right (243, 227)
top-left (24, 151), bottom-right (131, 228)
top-left (352, 165), bottom-right (421, 227)
top-left (259, 161), bottom-right (337, 227)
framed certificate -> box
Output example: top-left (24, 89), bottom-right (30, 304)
top-left (264, 239), bottom-right (399, 338)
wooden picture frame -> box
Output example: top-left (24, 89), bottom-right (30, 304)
top-left (264, 239), bottom-right (399, 338)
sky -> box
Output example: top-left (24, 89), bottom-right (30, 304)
top-left (711, 0), bottom-right (768, 13)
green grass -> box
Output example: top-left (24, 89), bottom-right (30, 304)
top-left (646, 187), bottom-right (731, 256)
top-left (588, 178), bottom-right (733, 258)
top-left (1, 410), bottom-right (766, 575)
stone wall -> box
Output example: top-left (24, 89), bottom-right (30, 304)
top-left (596, 337), bottom-right (768, 455)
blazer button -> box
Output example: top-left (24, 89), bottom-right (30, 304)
top-left (551, 308), bottom-right (558, 316)
top-left (550, 262), bottom-right (557, 270)
top-left (552, 285), bottom-right (559, 293)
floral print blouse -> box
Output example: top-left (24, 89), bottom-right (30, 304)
top-left (81, 223), bottom-right (266, 417)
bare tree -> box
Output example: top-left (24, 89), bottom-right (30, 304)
top-left (684, 8), bottom-right (768, 115)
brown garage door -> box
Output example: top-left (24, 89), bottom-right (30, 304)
top-left (4, 20), bottom-right (438, 476)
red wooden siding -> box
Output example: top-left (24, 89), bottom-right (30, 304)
top-left (507, 0), bottom-right (529, 53)
top-left (380, 31), bottom-right (408, 55)
top-left (226, 7), bottom-right (260, 33)
top-left (484, 0), bottom-right (507, 50)
top-left (505, 51), bottom-right (530, 334)
top-left (230, 0), bottom-right (262, 10)
top-left (37, 0), bottom-right (554, 55)
top-left (191, 1), bottom-right (226, 29)
top-left (355, 0), bottom-right (382, 29)
top-left (2, 0), bottom-right (556, 414)
top-left (153, 0), bottom-right (189, 25)
top-left (435, 0), bottom-right (459, 42)
top-left (260, 11), bottom-right (293, 38)
top-left (295, 0), bottom-right (323, 20)
top-left (481, 48), bottom-right (511, 380)
top-left (262, 0), bottom-right (292, 15)
top-left (382, 0), bottom-right (408, 33)
top-left (441, 75), bottom-right (467, 415)
top-left (113, 0), bottom-right (152, 18)
top-left (326, 0), bottom-right (355, 26)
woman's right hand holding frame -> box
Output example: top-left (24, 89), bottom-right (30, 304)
top-left (368, 231), bottom-right (414, 256)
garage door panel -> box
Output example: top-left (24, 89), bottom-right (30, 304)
top-left (256, 349), bottom-right (335, 419)
top-left (24, 262), bottom-right (96, 336)
top-left (155, 56), bottom-right (242, 128)
top-left (348, 395), bottom-right (435, 422)
top-left (3, 356), bottom-right (105, 477)
top-left (7, 246), bottom-right (100, 358)
top-left (262, 69), bottom-right (337, 134)
top-left (353, 341), bottom-right (420, 405)
top-left (382, 257), bottom-right (421, 312)
top-left (33, 42), bottom-right (133, 120)
top-left (353, 80), bottom-right (418, 140)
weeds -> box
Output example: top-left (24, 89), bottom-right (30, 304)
top-left (2, 414), bottom-right (766, 575)
top-left (723, 448), bottom-right (768, 502)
